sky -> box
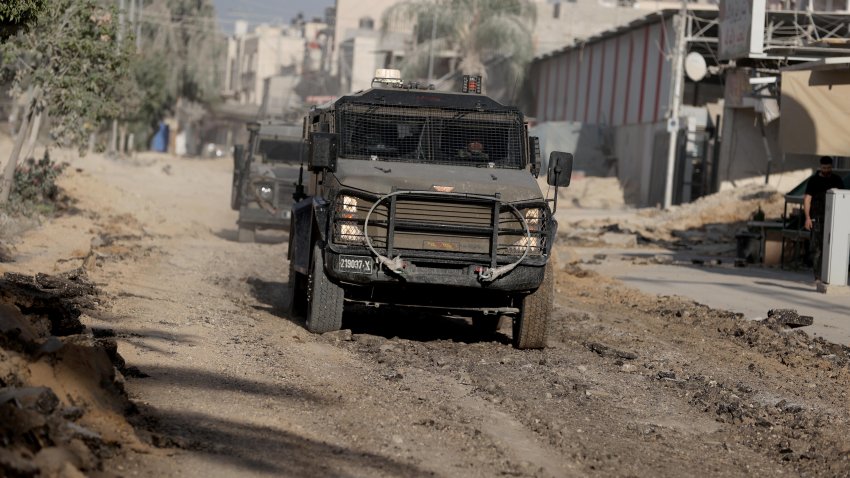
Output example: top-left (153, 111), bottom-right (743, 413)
top-left (212, 0), bottom-right (336, 33)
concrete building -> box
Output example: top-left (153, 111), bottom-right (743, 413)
top-left (338, 28), bottom-right (409, 94)
top-left (223, 19), bottom-right (330, 111)
top-left (532, 0), bottom-right (718, 56)
top-left (331, 0), bottom-right (414, 90)
top-left (330, 0), bottom-right (720, 96)
top-left (716, 3), bottom-right (850, 193)
top-left (528, 1), bottom-right (850, 207)
top-left (529, 8), bottom-right (724, 207)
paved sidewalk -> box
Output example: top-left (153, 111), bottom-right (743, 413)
top-left (576, 247), bottom-right (850, 346)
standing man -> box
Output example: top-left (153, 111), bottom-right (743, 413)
top-left (803, 156), bottom-right (845, 282)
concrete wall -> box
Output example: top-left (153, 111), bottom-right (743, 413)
top-left (227, 25), bottom-right (311, 106)
top-left (531, 119), bottom-right (669, 207)
top-left (718, 107), bottom-right (818, 192)
top-left (530, 121), bottom-right (611, 177)
top-left (339, 35), bottom-right (384, 93)
top-left (332, 0), bottom-right (412, 78)
top-left (613, 120), bottom-right (668, 207)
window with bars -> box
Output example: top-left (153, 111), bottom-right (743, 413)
top-left (256, 139), bottom-right (302, 163)
top-left (336, 103), bottom-right (525, 169)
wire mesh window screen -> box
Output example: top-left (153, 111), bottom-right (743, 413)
top-left (337, 104), bottom-right (525, 169)
top-left (257, 139), bottom-right (302, 163)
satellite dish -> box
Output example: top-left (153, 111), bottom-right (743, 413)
top-left (685, 52), bottom-right (707, 82)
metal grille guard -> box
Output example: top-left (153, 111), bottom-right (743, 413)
top-left (360, 190), bottom-right (532, 282)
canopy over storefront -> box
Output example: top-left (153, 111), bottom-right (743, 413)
top-left (780, 58), bottom-right (850, 156)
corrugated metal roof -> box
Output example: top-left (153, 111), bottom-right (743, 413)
top-left (534, 7), bottom-right (718, 62)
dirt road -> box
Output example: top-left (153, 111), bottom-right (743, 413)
top-left (4, 152), bottom-right (850, 477)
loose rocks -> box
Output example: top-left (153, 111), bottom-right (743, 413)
top-left (766, 309), bottom-right (814, 329)
top-left (585, 342), bottom-right (638, 360)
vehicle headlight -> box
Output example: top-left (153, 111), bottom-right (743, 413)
top-left (256, 183), bottom-right (274, 201)
top-left (335, 221), bottom-right (365, 244)
top-left (508, 235), bottom-right (539, 255)
top-left (524, 208), bottom-right (544, 232)
top-left (339, 195), bottom-right (358, 218)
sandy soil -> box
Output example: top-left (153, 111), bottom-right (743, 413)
top-left (2, 151), bottom-right (849, 477)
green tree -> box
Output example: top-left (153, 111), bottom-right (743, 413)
top-left (0, 0), bottom-right (132, 204)
top-left (126, 52), bottom-right (174, 147)
top-left (0, 0), bottom-right (46, 40)
top-left (382, 0), bottom-right (535, 93)
top-left (125, 0), bottom-right (224, 148)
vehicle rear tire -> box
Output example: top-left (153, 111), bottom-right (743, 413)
top-left (512, 261), bottom-right (553, 349)
top-left (237, 226), bottom-right (255, 243)
top-left (305, 244), bottom-right (344, 333)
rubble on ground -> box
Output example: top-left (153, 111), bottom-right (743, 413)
top-left (561, 184), bottom-right (784, 251)
top-left (0, 242), bottom-right (13, 263)
top-left (553, 176), bottom-right (627, 209)
top-left (766, 309), bottom-right (814, 329)
top-left (0, 269), bottom-right (140, 477)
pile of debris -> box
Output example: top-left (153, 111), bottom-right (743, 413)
top-left (560, 184), bottom-right (784, 251)
top-left (0, 269), bottom-right (141, 476)
top-left (554, 176), bottom-right (627, 210)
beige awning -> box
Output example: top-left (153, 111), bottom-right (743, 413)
top-left (780, 67), bottom-right (850, 156)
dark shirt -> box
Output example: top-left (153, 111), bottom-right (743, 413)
top-left (804, 172), bottom-right (845, 220)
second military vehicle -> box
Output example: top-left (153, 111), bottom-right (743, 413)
top-left (288, 70), bottom-right (572, 349)
top-left (231, 121), bottom-right (304, 242)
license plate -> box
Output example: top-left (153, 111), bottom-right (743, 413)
top-left (337, 255), bottom-right (373, 274)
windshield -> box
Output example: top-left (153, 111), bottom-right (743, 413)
top-left (336, 104), bottom-right (525, 169)
top-left (256, 138), bottom-right (302, 163)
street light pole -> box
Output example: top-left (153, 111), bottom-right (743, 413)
top-left (663, 1), bottom-right (688, 209)
top-left (426, 9), bottom-right (437, 84)
top-left (110, 0), bottom-right (126, 155)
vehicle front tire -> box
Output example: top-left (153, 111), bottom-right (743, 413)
top-left (512, 261), bottom-right (553, 349)
top-left (230, 180), bottom-right (242, 210)
top-left (287, 264), bottom-right (307, 318)
top-left (305, 244), bottom-right (344, 333)
top-left (230, 145), bottom-right (245, 210)
top-left (237, 226), bottom-right (255, 243)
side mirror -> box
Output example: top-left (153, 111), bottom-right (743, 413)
top-left (309, 132), bottom-right (338, 172)
top-left (529, 136), bottom-right (541, 178)
top-left (547, 151), bottom-right (573, 187)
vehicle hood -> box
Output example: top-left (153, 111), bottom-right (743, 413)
top-left (249, 162), bottom-right (301, 183)
top-left (331, 159), bottom-right (544, 203)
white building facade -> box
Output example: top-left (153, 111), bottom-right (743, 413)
top-left (224, 20), bottom-right (328, 109)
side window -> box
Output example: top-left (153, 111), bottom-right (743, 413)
top-left (359, 16), bottom-right (374, 30)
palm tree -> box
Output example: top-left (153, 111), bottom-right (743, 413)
top-left (382, 0), bottom-right (535, 97)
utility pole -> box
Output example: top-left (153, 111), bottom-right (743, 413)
top-left (117, 0), bottom-right (125, 45)
top-left (128, 0), bottom-right (135, 46)
top-left (426, 10), bottom-right (437, 84)
top-left (109, 0), bottom-right (126, 155)
top-left (663, 1), bottom-right (688, 209)
top-left (135, 0), bottom-right (142, 51)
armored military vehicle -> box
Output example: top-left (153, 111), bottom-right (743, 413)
top-left (287, 70), bottom-right (573, 349)
top-left (231, 121), bottom-right (304, 242)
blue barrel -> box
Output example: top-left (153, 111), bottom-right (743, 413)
top-left (150, 122), bottom-right (170, 152)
